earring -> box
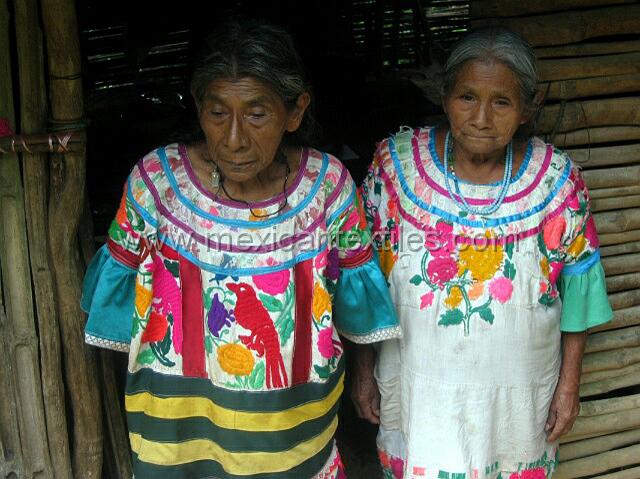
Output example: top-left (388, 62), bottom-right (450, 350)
top-left (211, 164), bottom-right (220, 189)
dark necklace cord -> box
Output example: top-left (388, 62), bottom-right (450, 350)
top-left (219, 162), bottom-right (291, 218)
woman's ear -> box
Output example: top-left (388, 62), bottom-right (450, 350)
top-left (286, 92), bottom-right (311, 132)
top-left (521, 89), bottom-right (545, 125)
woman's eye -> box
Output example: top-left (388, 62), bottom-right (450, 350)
top-left (495, 99), bottom-right (511, 107)
top-left (248, 111), bottom-right (267, 119)
top-left (210, 110), bottom-right (226, 118)
top-left (460, 94), bottom-right (474, 102)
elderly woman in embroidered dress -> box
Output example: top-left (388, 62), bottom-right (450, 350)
top-left (81, 20), bottom-right (400, 479)
top-left (351, 27), bottom-right (613, 479)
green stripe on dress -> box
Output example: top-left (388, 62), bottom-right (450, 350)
top-left (130, 437), bottom-right (334, 479)
top-left (125, 358), bottom-right (344, 413)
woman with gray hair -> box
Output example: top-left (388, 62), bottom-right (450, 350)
top-left (81, 19), bottom-right (400, 478)
top-left (352, 27), bottom-right (612, 478)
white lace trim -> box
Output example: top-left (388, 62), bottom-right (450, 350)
top-left (85, 333), bottom-right (129, 352)
top-left (341, 325), bottom-right (402, 344)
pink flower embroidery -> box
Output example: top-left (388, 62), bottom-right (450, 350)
top-left (315, 250), bottom-right (328, 269)
top-left (540, 281), bottom-right (548, 294)
top-left (390, 457), bottom-right (405, 479)
top-left (342, 208), bottom-right (360, 231)
top-left (253, 269), bottom-right (290, 295)
top-left (510, 467), bottom-right (547, 479)
top-left (420, 292), bottom-right (434, 310)
top-left (549, 261), bottom-right (564, 286)
top-left (425, 221), bottom-right (454, 257)
top-left (543, 215), bottom-right (566, 250)
top-left (426, 256), bottom-right (457, 289)
top-left (584, 216), bottom-right (599, 248)
top-left (567, 192), bottom-right (580, 210)
top-left (317, 326), bottom-right (336, 359)
top-left (488, 277), bottom-right (513, 304)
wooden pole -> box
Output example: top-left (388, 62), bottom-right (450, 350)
top-left (592, 306), bottom-right (640, 332)
top-left (594, 209), bottom-right (640, 235)
top-left (536, 40), bottom-right (640, 59)
top-left (14, 0), bottom-right (73, 476)
top-left (555, 443), bottom-right (640, 478)
top-left (40, 0), bottom-right (103, 476)
top-left (580, 362), bottom-right (640, 385)
top-left (538, 52), bottom-right (640, 82)
top-left (470, 0), bottom-right (637, 18)
top-left (600, 242), bottom-right (640, 257)
top-left (583, 166), bottom-right (640, 190)
top-left (470, 5), bottom-right (640, 47)
top-left (565, 144), bottom-right (640, 169)
top-left (582, 346), bottom-right (640, 374)
top-left (591, 186), bottom-right (640, 201)
top-left (560, 428), bottom-right (640, 462)
top-left (0, 1), bottom-right (53, 476)
top-left (541, 74), bottom-right (640, 102)
top-left (585, 326), bottom-right (640, 354)
top-left (606, 273), bottom-right (640, 293)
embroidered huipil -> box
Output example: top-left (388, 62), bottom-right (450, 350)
top-left (82, 144), bottom-right (400, 479)
top-left (361, 127), bottom-right (612, 479)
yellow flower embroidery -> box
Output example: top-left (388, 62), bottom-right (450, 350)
top-left (249, 209), bottom-right (268, 221)
top-left (445, 286), bottom-right (463, 309)
top-left (378, 239), bottom-right (397, 279)
top-left (540, 257), bottom-right (550, 279)
top-left (313, 282), bottom-right (332, 322)
top-left (217, 344), bottom-right (255, 376)
top-left (135, 281), bottom-right (153, 317)
top-left (567, 235), bottom-right (586, 258)
top-left (467, 281), bottom-right (485, 301)
top-left (457, 232), bottom-right (504, 282)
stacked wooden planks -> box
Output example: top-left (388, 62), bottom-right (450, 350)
top-left (472, 1), bottom-right (640, 477)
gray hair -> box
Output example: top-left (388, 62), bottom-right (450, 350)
top-left (442, 27), bottom-right (538, 106)
top-left (190, 20), bottom-right (317, 146)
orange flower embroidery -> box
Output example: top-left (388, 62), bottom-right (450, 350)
top-left (567, 234), bottom-right (586, 258)
top-left (540, 257), bottom-right (550, 279)
top-left (313, 282), bottom-right (332, 322)
top-left (467, 281), bottom-right (485, 301)
top-left (135, 281), bottom-right (153, 317)
top-left (217, 344), bottom-right (255, 376)
top-left (457, 232), bottom-right (504, 282)
top-left (445, 286), bottom-right (463, 309)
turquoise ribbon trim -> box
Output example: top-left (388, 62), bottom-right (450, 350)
top-left (157, 147), bottom-right (329, 229)
top-left (563, 250), bottom-right (601, 276)
top-left (326, 187), bottom-right (356, 228)
top-left (389, 136), bottom-right (572, 227)
top-left (334, 255), bottom-right (399, 340)
top-left (81, 244), bottom-right (135, 345)
top-left (558, 258), bottom-right (613, 332)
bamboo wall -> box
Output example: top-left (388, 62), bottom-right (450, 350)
top-left (471, 1), bottom-right (640, 478)
top-left (0, 0), bottom-right (131, 478)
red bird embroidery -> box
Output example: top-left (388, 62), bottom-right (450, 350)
top-left (227, 282), bottom-right (288, 388)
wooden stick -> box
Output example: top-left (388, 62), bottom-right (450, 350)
top-left (0, 1), bottom-right (53, 476)
top-left (565, 408), bottom-right (640, 439)
top-left (41, 0), bottom-right (102, 476)
top-left (538, 52), bottom-right (640, 82)
top-left (594, 209), bottom-right (640, 235)
top-left (591, 465), bottom-right (640, 479)
top-left (601, 253), bottom-right (640, 276)
top-left (608, 290), bottom-right (640, 311)
top-left (542, 74), bottom-right (640, 102)
top-left (599, 230), bottom-right (640, 247)
top-left (585, 326), bottom-right (640, 354)
top-left (0, 130), bottom-right (85, 155)
top-left (591, 186), bottom-right (640, 201)
top-left (470, 5), bottom-right (640, 47)
top-left (565, 144), bottom-right (640, 169)
top-left (560, 429), bottom-right (640, 462)
top-left (536, 40), bottom-right (640, 59)
top-left (555, 443), bottom-right (640, 478)
top-left (601, 241), bottom-right (640, 257)
top-left (582, 346), bottom-right (640, 374)
top-left (606, 273), bottom-right (640, 293)
top-left (552, 126), bottom-right (640, 148)
top-left (470, 0), bottom-right (637, 18)
top-left (593, 196), bottom-right (640, 213)
top-left (14, 0), bottom-right (72, 476)
top-left (580, 371), bottom-right (640, 396)
top-left (591, 306), bottom-right (640, 332)
top-left (536, 97), bottom-right (640, 134)
top-left (580, 362), bottom-right (640, 385)
top-left (579, 394), bottom-right (640, 417)
top-left (583, 166), bottom-right (640, 190)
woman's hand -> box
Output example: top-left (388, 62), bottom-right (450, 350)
top-left (351, 344), bottom-right (381, 424)
top-left (545, 384), bottom-right (580, 442)
top-left (545, 331), bottom-right (588, 442)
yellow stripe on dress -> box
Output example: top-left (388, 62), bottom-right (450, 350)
top-left (129, 416), bottom-right (338, 474)
top-left (125, 373), bottom-right (344, 432)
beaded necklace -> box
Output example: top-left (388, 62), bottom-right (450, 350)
top-left (442, 130), bottom-right (513, 216)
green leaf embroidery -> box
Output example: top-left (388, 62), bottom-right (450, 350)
top-left (409, 274), bottom-right (423, 286)
top-left (504, 260), bottom-right (516, 280)
top-left (438, 309), bottom-right (464, 326)
top-left (164, 260), bottom-right (180, 278)
top-left (537, 233), bottom-right (550, 259)
top-left (314, 364), bottom-right (331, 379)
top-left (137, 348), bottom-right (155, 365)
top-left (258, 293), bottom-right (283, 313)
top-left (248, 362), bottom-right (265, 390)
top-left (478, 306), bottom-right (495, 325)
top-left (276, 313), bottom-right (295, 344)
top-left (505, 241), bottom-right (514, 259)
top-left (108, 222), bottom-right (126, 242)
top-left (538, 293), bottom-right (556, 307)
top-left (204, 336), bottom-right (213, 355)
top-left (458, 210), bottom-right (468, 218)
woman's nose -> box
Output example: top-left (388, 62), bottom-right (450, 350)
top-left (225, 114), bottom-right (249, 150)
top-left (470, 102), bottom-right (492, 129)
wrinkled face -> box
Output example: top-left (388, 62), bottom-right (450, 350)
top-left (443, 60), bottom-right (530, 156)
top-left (197, 77), bottom-right (308, 183)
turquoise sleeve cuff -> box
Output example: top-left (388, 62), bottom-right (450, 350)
top-left (558, 257), bottom-right (613, 332)
top-left (334, 255), bottom-right (401, 343)
top-left (81, 244), bottom-right (136, 351)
